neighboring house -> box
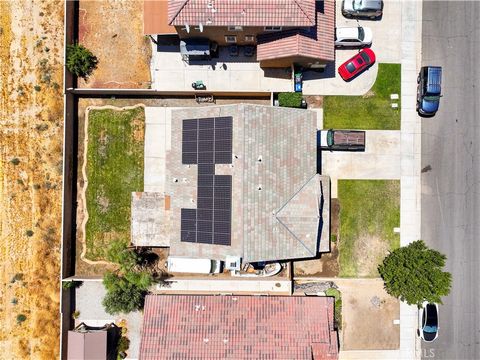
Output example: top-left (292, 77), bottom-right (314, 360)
top-left (139, 295), bottom-right (339, 359)
top-left (67, 323), bottom-right (118, 360)
top-left (131, 104), bottom-right (331, 264)
top-left (144, 0), bottom-right (335, 68)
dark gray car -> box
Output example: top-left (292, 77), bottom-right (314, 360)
top-left (342, 0), bottom-right (383, 19)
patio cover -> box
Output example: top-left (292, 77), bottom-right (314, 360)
top-left (180, 39), bottom-right (210, 56)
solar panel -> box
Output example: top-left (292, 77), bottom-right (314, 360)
top-left (198, 140), bottom-right (214, 152)
top-left (182, 141), bottom-right (197, 153)
top-left (197, 232), bottom-right (213, 244)
top-left (214, 210), bottom-right (231, 222)
top-left (183, 119), bottom-right (198, 131)
top-left (214, 175), bottom-right (231, 187)
top-left (213, 232), bottom-right (231, 245)
top-left (197, 220), bottom-right (213, 233)
top-left (198, 117), bottom-right (214, 129)
top-left (181, 116), bottom-right (233, 245)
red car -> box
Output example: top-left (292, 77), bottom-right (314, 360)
top-left (338, 48), bottom-right (376, 81)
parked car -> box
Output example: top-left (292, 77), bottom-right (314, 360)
top-left (342, 0), bottom-right (383, 19)
top-left (338, 48), bottom-right (376, 81)
top-left (318, 129), bottom-right (366, 151)
top-left (166, 257), bottom-right (222, 274)
top-left (417, 66), bottom-right (442, 117)
top-left (335, 26), bottom-right (373, 48)
top-left (418, 302), bottom-right (439, 342)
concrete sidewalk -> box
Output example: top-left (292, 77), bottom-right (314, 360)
top-left (398, 0), bottom-right (423, 359)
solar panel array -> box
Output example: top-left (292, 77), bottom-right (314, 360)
top-left (180, 117), bottom-right (233, 246)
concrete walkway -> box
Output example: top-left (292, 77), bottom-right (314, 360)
top-left (144, 107), bottom-right (172, 193)
top-left (322, 130), bottom-right (401, 198)
top-left (398, 0), bottom-right (423, 359)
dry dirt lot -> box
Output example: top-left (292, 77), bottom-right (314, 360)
top-left (78, 0), bottom-right (151, 88)
top-left (336, 278), bottom-right (400, 350)
top-left (0, 1), bottom-right (63, 358)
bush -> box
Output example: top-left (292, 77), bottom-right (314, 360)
top-left (66, 43), bottom-right (98, 79)
top-left (106, 240), bottom-right (139, 272)
top-left (16, 314), bottom-right (27, 324)
top-left (117, 335), bottom-right (130, 358)
top-left (378, 240), bottom-right (451, 306)
top-left (11, 273), bottom-right (23, 283)
top-left (278, 92), bottom-right (303, 108)
top-left (62, 280), bottom-right (83, 290)
top-left (9, 158), bottom-right (20, 166)
top-left (25, 230), bottom-right (34, 237)
top-left (325, 288), bottom-right (342, 330)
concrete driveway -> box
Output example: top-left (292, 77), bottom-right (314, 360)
top-left (322, 130), bottom-right (401, 197)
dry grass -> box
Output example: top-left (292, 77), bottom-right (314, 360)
top-left (0, 1), bottom-right (63, 358)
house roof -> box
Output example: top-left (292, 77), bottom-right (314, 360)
top-left (165, 104), bottom-right (328, 262)
top-left (67, 330), bottom-right (107, 360)
top-left (167, 0), bottom-right (316, 27)
top-left (144, 0), bottom-right (177, 35)
top-left (139, 295), bottom-right (339, 359)
top-left (131, 192), bottom-right (171, 247)
top-left (257, 0), bottom-right (335, 63)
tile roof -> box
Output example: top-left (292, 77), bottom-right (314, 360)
top-left (257, 0), bottom-right (335, 63)
top-left (168, 0), bottom-right (316, 27)
top-left (139, 295), bottom-right (339, 359)
top-left (165, 105), bottom-right (328, 262)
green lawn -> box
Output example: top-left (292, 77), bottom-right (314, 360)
top-left (338, 180), bottom-right (400, 277)
top-left (324, 63), bottom-right (401, 130)
top-left (85, 107), bottom-right (144, 260)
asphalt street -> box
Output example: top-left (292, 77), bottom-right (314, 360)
top-left (421, 1), bottom-right (480, 359)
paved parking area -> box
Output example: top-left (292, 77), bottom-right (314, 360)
top-left (322, 130), bottom-right (401, 197)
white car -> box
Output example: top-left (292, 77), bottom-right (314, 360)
top-left (335, 26), bottom-right (373, 48)
top-left (418, 302), bottom-right (439, 342)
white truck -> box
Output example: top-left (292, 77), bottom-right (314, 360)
top-left (166, 257), bottom-right (222, 274)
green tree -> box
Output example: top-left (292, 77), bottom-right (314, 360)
top-left (66, 44), bottom-right (98, 79)
top-left (102, 242), bottom-right (153, 315)
top-left (106, 240), bottom-right (139, 272)
top-left (378, 240), bottom-right (451, 307)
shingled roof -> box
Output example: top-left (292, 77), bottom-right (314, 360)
top-left (257, 0), bottom-right (335, 63)
top-left (139, 295), bottom-right (339, 359)
top-left (168, 0), bottom-right (316, 27)
top-left (166, 104), bottom-right (329, 262)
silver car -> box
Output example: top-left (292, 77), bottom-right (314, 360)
top-left (335, 26), bottom-right (373, 48)
top-left (342, 0), bottom-right (383, 19)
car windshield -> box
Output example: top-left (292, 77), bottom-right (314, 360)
top-left (360, 51), bottom-right (370, 63)
top-left (353, 0), bottom-right (363, 10)
top-left (424, 95), bottom-right (440, 101)
top-left (358, 27), bottom-right (365, 41)
top-left (424, 325), bottom-right (438, 333)
top-left (346, 62), bottom-right (356, 73)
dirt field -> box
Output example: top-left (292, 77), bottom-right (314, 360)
top-left (78, 0), bottom-right (151, 88)
top-left (337, 278), bottom-right (400, 350)
top-left (0, 1), bottom-right (63, 358)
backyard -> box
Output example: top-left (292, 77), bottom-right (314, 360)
top-left (337, 180), bottom-right (400, 277)
top-left (83, 106), bottom-right (145, 260)
top-left (324, 63), bottom-right (401, 130)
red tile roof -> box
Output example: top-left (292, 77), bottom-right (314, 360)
top-left (139, 295), bottom-right (339, 359)
top-left (168, 0), bottom-right (316, 27)
top-left (257, 0), bottom-right (335, 63)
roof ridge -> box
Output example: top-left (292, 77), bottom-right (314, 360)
top-left (274, 173), bottom-right (320, 257)
top-left (168, 0), bottom-right (190, 25)
top-left (293, 0), bottom-right (316, 26)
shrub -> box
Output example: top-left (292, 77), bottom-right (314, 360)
top-left (106, 240), bottom-right (139, 272)
top-left (325, 288), bottom-right (342, 329)
top-left (62, 280), bottom-right (83, 290)
top-left (25, 230), bottom-right (34, 237)
top-left (10, 158), bottom-right (20, 166)
top-left (16, 314), bottom-right (27, 324)
top-left (34, 85), bottom-right (41, 92)
top-left (11, 273), bottom-right (24, 283)
top-left (278, 92), bottom-right (303, 108)
top-left (117, 335), bottom-right (130, 354)
top-left (72, 310), bottom-right (80, 319)
top-left (66, 44), bottom-right (98, 79)
top-left (11, 298), bottom-right (18, 305)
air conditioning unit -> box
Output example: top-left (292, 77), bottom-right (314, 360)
top-left (225, 256), bottom-right (241, 271)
